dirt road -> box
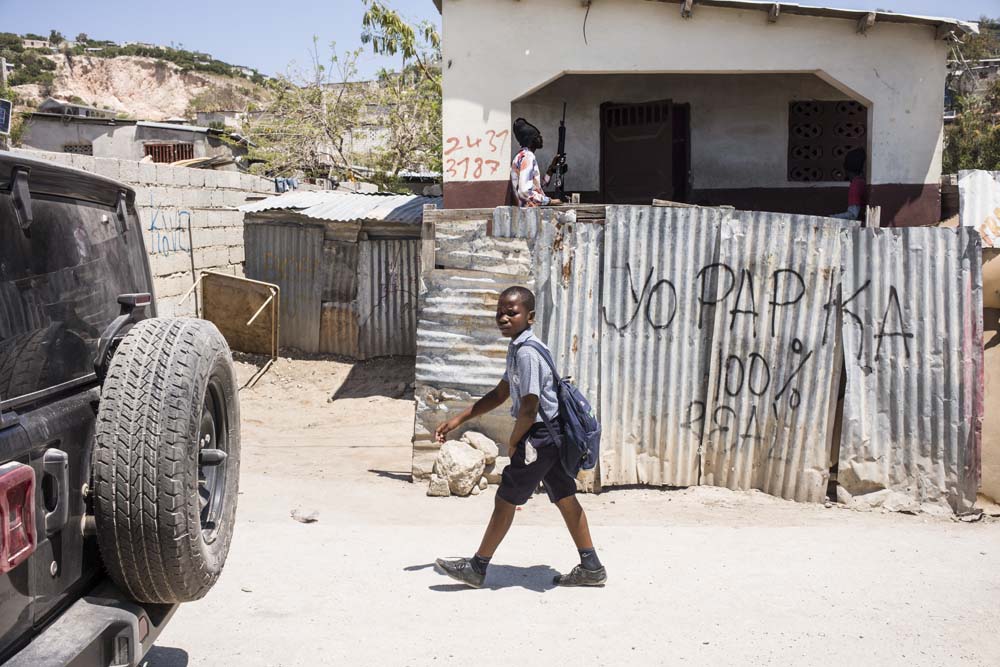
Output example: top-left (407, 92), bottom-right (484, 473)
top-left (144, 356), bottom-right (1000, 667)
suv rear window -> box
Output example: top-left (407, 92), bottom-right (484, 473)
top-left (0, 192), bottom-right (152, 405)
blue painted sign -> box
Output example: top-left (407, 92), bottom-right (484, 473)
top-left (0, 99), bottom-right (11, 135)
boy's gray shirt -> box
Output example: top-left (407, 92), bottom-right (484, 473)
top-left (501, 328), bottom-right (560, 423)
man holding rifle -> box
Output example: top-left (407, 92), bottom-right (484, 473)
top-left (510, 117), bottom-right (565, 207)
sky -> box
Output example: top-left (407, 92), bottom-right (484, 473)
top-left (1, 0), bottom-right (996, 79)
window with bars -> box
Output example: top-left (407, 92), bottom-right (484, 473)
top-left (62, 143), bottom-right (93, 155)
top-left (143, 142), bottom-right (195, 163)
top-left (787, 100), bottom-right (867, 182)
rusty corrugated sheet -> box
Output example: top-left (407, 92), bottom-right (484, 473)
top-left (357, 240), bottom-right (420, 358)
top-left (700, 212), bottom-right (854, 502)
top-left (245, 222), bottom-right (324, 353)
top-left (492, 207), bottom-right (604, 410)
top-left (599, 205), bottom-right (725, 486)
top-left (322, 240), bottom-right (359, 303)
top-left (320, 302), bottom-right (359, 357)
top-left (839, 227), bottom-right (983, 512)
top-left (412, 267), bottom-right (531, 477)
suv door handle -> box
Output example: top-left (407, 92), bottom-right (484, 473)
top-left (42, 448), bottom-right (70, 535)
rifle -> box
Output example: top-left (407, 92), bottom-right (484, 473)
top-left (554, 103), bottom-right (568, 200)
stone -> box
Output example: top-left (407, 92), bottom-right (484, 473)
top-left (470, 484), bottom-right (481, 495)
top-left (427, 474), bottom-right (451, 497)
top-left (849, 489), bottom-right (892, 510)
top-left (461, 431), bottom-right (499, 465)
top-left (882, 491), bottom-right (921, 514)
top-left (484, 456), bottom-right (510, 485)
top-left (435, 440), bottom-right (486, 496)
top-left (835, 485), bottom-right (853, 506)
top-left (290, 508), bottom-right (319, 523)
top-left (478, 476), bottom-right (488, 490)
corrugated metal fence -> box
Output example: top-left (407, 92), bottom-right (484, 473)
top-left (413, 205), bottom-right (983, 512)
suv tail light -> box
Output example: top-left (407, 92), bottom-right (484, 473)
top-left (0, 463), bottom-right (35, 574)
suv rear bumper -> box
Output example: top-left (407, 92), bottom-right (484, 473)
top-left (6, 581), bottom-right (177, 667)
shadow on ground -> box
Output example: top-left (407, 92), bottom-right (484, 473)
top-left (369, 469), bottom-right (412, 482)
top-left (331, 357), bottom-right (416, 400)
top-left (408, 562), bottom-right (560, 593)
top-left (141, 646), bottom-right (189, 667)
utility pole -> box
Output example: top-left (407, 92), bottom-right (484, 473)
top-left (1, 57), bottom-right (10, 151)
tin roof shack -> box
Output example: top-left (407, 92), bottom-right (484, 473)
top-left (240, 192), bottom-right (442, 358)
top-left (435, 0), bottom-right (977, 226)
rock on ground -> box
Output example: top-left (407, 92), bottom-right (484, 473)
top-left (462, 431), bottom-right (499, 465)
top-left (484, 457), bottom-right (510, 485)
top-left (427, 474), bottom-right (451, 497)
top-left (478, 477), bottom-right (488, 490)
top-left (435, 440), bottom-right (486, 496)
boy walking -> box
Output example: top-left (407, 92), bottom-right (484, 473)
top-left (434, 286), bottom-right (606, 588)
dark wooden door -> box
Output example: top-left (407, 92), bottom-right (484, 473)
top-left (600, 99), bottom-right (674, 204)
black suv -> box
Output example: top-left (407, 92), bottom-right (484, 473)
top-left (0, 153), bottom-right (240, 665)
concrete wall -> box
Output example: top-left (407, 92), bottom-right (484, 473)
top-left (12, 149), bottom-right (279, 318)
top-left (442, 0), bottom-right (949, 221)
top-left (22, 118), bottom-right (244, 162)
top-left (512, 72), bottom-right (849, 193)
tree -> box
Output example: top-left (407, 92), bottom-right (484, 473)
top-left (360, 0), bottom-right (442, 186)
top-left (943, 16), bottom-right (1000, 173)
top-left (49, 30), bottom-right (64, 45)
top-left (244, 40), bottom-right (368, 180)
top-left (75, 33), bottom-right (89, 44)
top-left (944, 79), bottom-right (1000, 173)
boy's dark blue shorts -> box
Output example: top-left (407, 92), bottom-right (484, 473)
top-left (497, 423), bottom-right (577, 506)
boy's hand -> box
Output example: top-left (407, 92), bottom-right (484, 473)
top-left (435, 417), bottom-right (463, 443)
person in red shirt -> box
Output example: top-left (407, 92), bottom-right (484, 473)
top-left (833, 148), bottom-right (867, 220)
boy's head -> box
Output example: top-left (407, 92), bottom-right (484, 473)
top-left (496, 286), bottom-right (536, 338)
top-left (513, 118), bottom-right (543, 151)
top-left (844, 148), bottom-right (866, 179)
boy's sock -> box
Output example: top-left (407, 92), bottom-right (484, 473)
top-left (470, 554), bottom-right (491, 575)
top-left (578, 548), bottom-right (603, 571)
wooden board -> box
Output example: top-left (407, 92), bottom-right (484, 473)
top-left (201, 271), bottom-right (279, 357)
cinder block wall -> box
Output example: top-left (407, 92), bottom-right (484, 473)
top-left (12, 149), bottom-right (300, 317)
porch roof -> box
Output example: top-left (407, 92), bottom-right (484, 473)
top-left (431, 1), bottom-right (978, 38)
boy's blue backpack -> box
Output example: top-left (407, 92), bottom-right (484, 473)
top-left (518, 340), bottom-right (601, 477)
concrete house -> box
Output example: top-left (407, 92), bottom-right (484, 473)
top-left (21, 115), bottom-right (248, 167)
top-left (436, 0), bottom-right (977, 226)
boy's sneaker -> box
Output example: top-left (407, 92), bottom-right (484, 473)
top-left (435, 557), bottom-right (485, 588)
top-left (554, 565), bottom-right (607, 587)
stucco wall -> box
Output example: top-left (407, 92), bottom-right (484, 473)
top-left (22, 119), bottom-right (241, 162)
top-left (513, 72), bottom-right (851, 193)
top-left (442, 0), bottom-right (948, 211)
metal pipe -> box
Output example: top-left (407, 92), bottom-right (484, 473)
top-left (246, 290), bottom-right (276, 327)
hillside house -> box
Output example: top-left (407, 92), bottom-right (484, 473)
top-left (21, 38), bottom-right (50, 50)
top-left (38, 97), bottom-right (116, 119)
top-left (435, 0), bottom-right (977, 226)
top-left (20, 115), bottom-right (249, 167)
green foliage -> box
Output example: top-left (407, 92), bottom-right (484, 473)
top-left (75, 33), bottom-right (89, 44)
top-left (7, 49), bottom-right (56, 86)
top-left (23, 33), bottom-right (46, 42)
top-left (0, 33), bottom-right (24, 53)
top-left (961, 16), bottom-right (1000, 62)
top-left (49, 30), bottom-right (64, 45)
top-left (944, 79), bottom-right (1000, 173)
top-left (0, 84), bottom-right (28, 146)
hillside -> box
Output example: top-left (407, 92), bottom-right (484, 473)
top-left (14, 54), bottom-right (269, 121)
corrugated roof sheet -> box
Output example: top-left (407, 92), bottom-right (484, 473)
top-left (240, 191), bottom-right (442, 225)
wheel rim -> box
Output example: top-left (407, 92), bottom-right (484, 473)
top-left (197, 377), bottom-right (228, 545)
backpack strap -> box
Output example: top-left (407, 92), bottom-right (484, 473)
top-left (519, 340), bottom-right (562, 383)
top-left (514, 339), bottom-right (562, 446)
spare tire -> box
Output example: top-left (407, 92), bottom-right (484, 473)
top-left (93, 317), bottom-right (241, 603)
